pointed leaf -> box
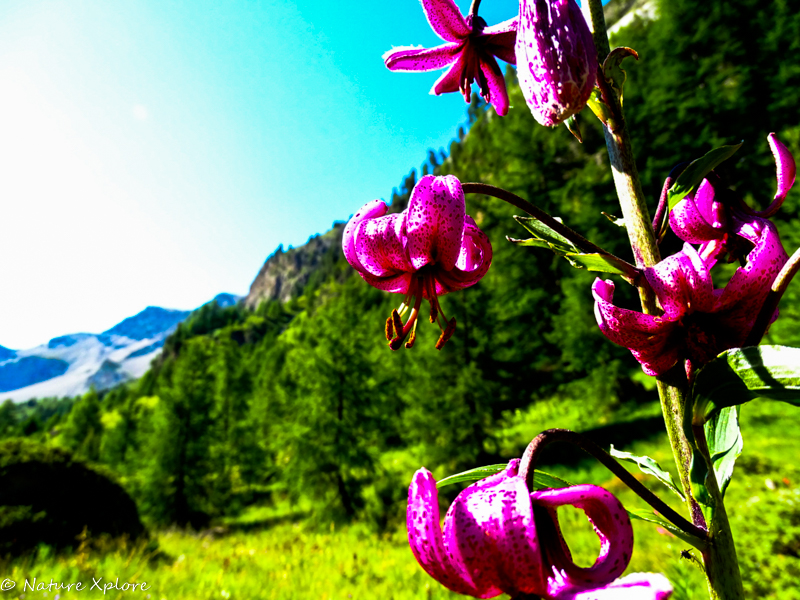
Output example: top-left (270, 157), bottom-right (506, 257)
top-left (692, 345), bottom-right (800, 424)
top-left (626, 508), bottom-right (706, 550)
top-left (565, 253), bottom-right (638, 277)
top-left (610, 446), bottom-right (685, 501)
top-left (705, 406), bottom-right (743, 497)
top-left (513, 216), bottom-right (578, 255)
top-left (436, 464), bottom-right (505, 488)
top-left (667, 143), bottom-right (743, 210)
top-left (565, 114), bottom-right (583, 143)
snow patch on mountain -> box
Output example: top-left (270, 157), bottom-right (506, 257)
top-left (0, 295), bottom-right (241, 402)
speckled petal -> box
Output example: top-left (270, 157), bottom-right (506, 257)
top-left (759, 133), bottom-right (797, 217)
top-left (669, 180), bottom-right (725, 244)
top-left (592, 279), bottom-right (667, 344)
top-left (592, 279), bottom-right (678, 376)
top-left (384, 43), bottom-right (462, 72)
top-left (716, 218), bottom-right (787, 322)
top-left (434, 215), bottom-right (493, 296)
top-left (407, 469), bottom-right (480, 597)
top-left (406, 175), bottom-right (466, 271)
top-left (644, 253), bottom-right (693, 319)
top-left (421, 0), bottom-right (471, 42)
top-left (431, 55), bottom-right (464, 95)
top-left (562, 573), bottom-right (673, 599)
top-left (480, 55), bottom-right (509, 116)
top-left (343, 199), bottom-right (388, 274)
top-left (355, 212), bottom-right (412, 278)
top-left (531, 485), bottom-right (633, 598)
top-left (444, 460), bottom-right (546, 598)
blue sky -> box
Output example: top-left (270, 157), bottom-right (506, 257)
top-left (0, 0), bottom-right (519, 349)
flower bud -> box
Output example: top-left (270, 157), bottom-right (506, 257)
top-left (515, 0), bottom-right (598, 126)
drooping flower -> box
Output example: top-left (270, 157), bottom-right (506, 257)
top-left (593, 233), bottom-right (788, 376)
top-left (383, 0), bottom-right (517, 116)
top-left (669, 134), bottom-right (796, 265)
top-left (515, 0), bottom-right (598, 126)
top-left (407, 460), bottom-right (672, 599)
top-left (342, 175), bottom-right (492, 350)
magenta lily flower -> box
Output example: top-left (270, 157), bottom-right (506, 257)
top-left (407, 460), bottom-right (672, 599)
top-left (593, 232), bottom-right (788, 376)
top-left (669, 134), bottom-right (796, 265)
top-left (515, 0), bottom-right (598, 126)
top-left (383, 0), bottom-right (517, 116)
top-left (342, 175), bottom-right (492, 350)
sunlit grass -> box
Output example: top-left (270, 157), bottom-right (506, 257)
top-left (2, 400), bottom-right (799, 599)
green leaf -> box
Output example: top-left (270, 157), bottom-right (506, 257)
top-left (436, 464), bottom-right (505, 488)
top-left (565, 114), bottom-right (583, 143)
top-left (565, 253), bottom-right (635, 276)
top-left (602, 47), bottom-right (639, 105)
top-left (609, 445), bottom-right (685, 501)
top-left (705, 406), bottom-right (743, 497)
top-left (626, 508), bottom-right (706, 550)
top-left (667, 142), bottom-right (743, 210)
top-left (513, 216), bottom-right (578, 255)
top-left (586, 88), bottom-right (615, 129)
top-left (435, 465), bottom-right (573, 490)
top-left (689, 448), bottom-right (713, 509)
top-left (692, 345), bottom-right (800, 424)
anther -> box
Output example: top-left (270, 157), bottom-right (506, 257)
top-left (435, 317), bottom-right (457, 350)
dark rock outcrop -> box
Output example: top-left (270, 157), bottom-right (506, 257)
top-left (244, 223), bottom-right (345, 309)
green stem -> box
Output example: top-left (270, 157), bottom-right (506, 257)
top-left (581, 0), bottom-right (744, 597)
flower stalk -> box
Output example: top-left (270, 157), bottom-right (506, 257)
top-left (581, 0), bottom-right (744, 597)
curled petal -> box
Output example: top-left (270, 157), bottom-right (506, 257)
top-left (592, 279), bottom-right (667, 345)
top-left (421, 0), bottom-right (471, 42)
top-left (407, 175), bottom-right (465, 271)
top-left (645, 244), bottom-right (714, 317)
top-left (407, 469), bottom-right (480, 596)
top-left (592, 279), bottom-right (678, 376)
top-left (434, 216), bottom-right (493, 295)
top-left (343, 199), bottom-right (388, 273)
top-left (384, 43), bottom-right (462, 72)
top-left (360, 271), bottom-right (413, 295)
top-left (480, 56), bottom-right (509, 116)
top-left (716, 219), bottom-right (787, 320)
top-left (669, 180), bottom-right (726, 244)
top-left (354, 212), bottom-right (412, 277)
top-left (531, 485), bottom-right (633, 597)
top-left (444, 461), bottom-right (546, 598)
top-left (760, 133), bottom-right (797, 217)
top-left (564, 573), bottom-right (673, 599)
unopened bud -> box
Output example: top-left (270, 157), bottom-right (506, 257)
top-left (515, 0), bottom-right (598, 126)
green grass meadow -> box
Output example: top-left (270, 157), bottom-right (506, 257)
top-left (2, 398), bottom-right (799, 600)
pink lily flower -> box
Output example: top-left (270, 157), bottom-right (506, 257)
top-left (383, 0), bottom-right (517, 116)
top-left (669, 134), bottom-right (796, 265)
top-left (342, 175), bottom-right (492, 350)
top-left (515, 0), bottom-right (598, 126)
top-left (592, 233), bottom-right (788, 376)
top-left (407, 460), bottom-right (672, 599)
